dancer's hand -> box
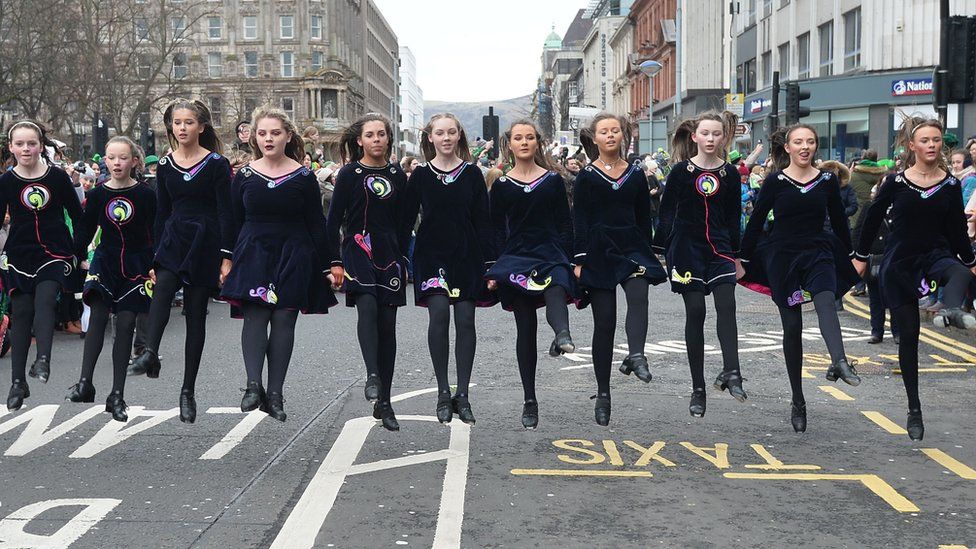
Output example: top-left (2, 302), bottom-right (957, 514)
top-left (219, 259), bottom-right (232, 286)
top-left (80, 260), bottom-right (89, 271)
top-left (852, 258), bottom-right (867, 277)
top-left (330, 266), bottom-right (345, 289)
top-left (734, 259), bottom-right (745, 280)
top-left (487, 279), bottom-right (498, 291)
top-left (149, 268), bottom-right (156, 284)
top-left (573, 265), bottom-right (582, 280)
top-left (970, 265), bottom-right (976, 277)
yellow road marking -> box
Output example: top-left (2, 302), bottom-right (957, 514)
top-left (744, 444), bottom-right (821, 471)
top-left (861, 411), bottom-right (908, 435)
top-left (510, 469), bottom-right (652, 478)
top-left (921, 449), bottom-right (976, 480)
top-left (893, 368), bottom-right (969, 374)
top-left (723, 472), bottom-right (919, 512)
top-left (818, 385), bottom-right (855, 401)
top-left (938, 545), bottom-right (969, 549)
top-left (801, 368), bottom-right (816, 379)
top-left (842, 299), bottom-right (976, 363)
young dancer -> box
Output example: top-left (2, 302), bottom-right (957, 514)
top-left (574, 113), bottom-right (665, 425)
top-left (1, 121), bottom-right (84, 410)
top-left (485, 119), bottom-right (575, 429)
top-left (654, 111), bottom-right (747, 418)
top-left (740, 124), bottom-right (861, 433)
top-left (853, 116), bottom-right (976, 441)
top-left (326, 113), bottom-right (408, 431)
top-left (221, 107), bottom-right (336, 422)
top-left (127, 99), bottom-right (233, 424)
top-left (67, 137), bottom-right (155, 422)
top-left (403, 113), bottom-right (492, 424)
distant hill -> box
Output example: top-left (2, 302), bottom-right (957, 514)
top-left (423, 95), bottom-right (533, 141)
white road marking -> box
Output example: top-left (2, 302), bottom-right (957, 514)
top-left (0, 498), bottom-right (121, 548)
top-left (200, 408), bottom-right (267, 460)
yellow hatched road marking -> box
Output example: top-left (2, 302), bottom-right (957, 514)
top-left (510, 469), bottom-right (653, 478)
top-left (723, 472), bottom-right (919, 512)
top-left (818, 385), bottom-right (855, 401)
top-left (861, 411), bottom-right (908, 435)
top-left (938, 545), bottom-right (969, 549)
top-left (921, 449), bottom-right (976, 480)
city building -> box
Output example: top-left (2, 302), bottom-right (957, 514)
top-left (580, 12), bottom-right (626, 112)
top-left (398, 46), bottom-right (424, 157)
top-left (535, 11), bottom-right (592, 142)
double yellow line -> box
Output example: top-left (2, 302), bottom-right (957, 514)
top-left (842, 295), bottom-right (976, 364)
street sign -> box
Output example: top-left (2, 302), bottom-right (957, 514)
top-left (725, 93), bottom-right (745, 117)
top-left (735, 124), bottom-right (750, 137)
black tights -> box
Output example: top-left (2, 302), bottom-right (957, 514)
top-left (892, 303), bottom-right (922, 411)
top-left (9, 280), bottom-right (60, 383)
top-left (79, 297), bottom-right (135, 395)
top-left (426, 296), bottom-right (476, 396)
top-left (144, 268), bottom-right (210, 393)
top-left (241, 303), bottom-right (299, 394)
top-left (354, 293), bottom-right (398, 402)
top-left (511, 286), bottom-right (570, 401)
top-left (941, 263), bottom-right (972, 309)
top-left (681, 284), bottom-right (741, 391)
top-left (777, 291), bottom-right (847, 405)
top-left (589, 278), bottom-right (649, 394)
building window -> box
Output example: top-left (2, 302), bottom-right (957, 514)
top-left (778, 0), bottom-right (789, 7)
top-left (778, 42), bottom-right (790, 80)
top-left (311, 51), bottom-right (323, 71)
top-left (208, 17), bottom-right (221, 39)
top-left (761, 51), bottom-right (771, 87)
top-left (797, 32), bottom-right (810, 79)
top-left (244, 51), bottom-right (258, 77)
top-left (743, 57), bottom-right (757, 93)
top-left (281, 97), bottom-right (294, 119)
top-left (281, 51), bottom-right (294, 77)
top-left (745, 0), bottom-right (756, 27)
top-left (762, 0), bottom-right (772, 18)
top-left (170, 17), bottom-right (186, 40)
top-left (310, 15), bottom-right (322, 39)
top-left (280, 15), bottom-right (294, 39)
top-left (172, 52), bottom-right (187, 79)
top-left (209, 97), bottom-right (222, 127)
top-left (243, 16), bottom-right (257, 39)
top-left (137, 54), bottom-right (151, 79)
top-left (843, 8), bottom-right (861, 71)
top-left (244, 98), bottom-right (259, 119)
top-left (819, 22), bottom-right (833, 77)
top-left (134, 18), bottom-right (148, 41)
top-left (208, 52), bottom-right (221, 77)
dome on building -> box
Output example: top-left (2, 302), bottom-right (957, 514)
top-left (543, 25), bottom-right (562, 50)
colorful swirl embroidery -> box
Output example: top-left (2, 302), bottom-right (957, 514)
top-left (670, 268), bottom-right (693, 284)
top-left (106, 197), bottom-right (135, 224)
top-left (918, 278), bottom-right (938, 297)
top-left (787, 289), bottom-right (812, 306)
top-left (249, 284), bottom-right (278, 305)
top-left (365, 175), bottom-right (393, 198)
top-left (799, 173), bottom-right (830, 194)
top-left (265, 167), bottom-right (311, 189)
top-left (21, 184), bottom-right (51, 210)
top-left (354, 233), bottom-right (373, 259)
top-left (420, 268), bottom-right (461, 298)
top-left (920, 182), bottom-right (949, 199)
top-left (141, 279), bottom-right (154, 298)
top-left (509, 270), bottom-right (552, 291)
top-left (695, 173), bottom-right (720, 196)
top-left (437, 163), bottom-right (466, 184)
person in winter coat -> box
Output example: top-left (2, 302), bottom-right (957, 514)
top-left (848, 151), bottom-right (888, 230)
top-left (820, 160), bottom-right (858, 310)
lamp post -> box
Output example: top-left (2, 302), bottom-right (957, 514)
top-left (638, 60), bottom-right (663, 154)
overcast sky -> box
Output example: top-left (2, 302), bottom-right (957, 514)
top-left (373, 0), bottom-right (589, 103)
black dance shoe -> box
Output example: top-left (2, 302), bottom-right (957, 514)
top-left (714, 370), bottom-right (747, 402)
top-left (868, 334), bottom-right (883, 344)
top-left (592, 393), bottom-right (611, 426)
top-left (619, 354), bottom-right (652, 383)
top-left (66, 378), bottom-right (96, 403)
top-left (521, 399), bottom-right (539, 429)
top-left (265, 392), bottom-right (287, 422)
top-left (364, 374), bottom-right (381, 402)
top-left (241, 381), bottom-right (266, 413)
top-left (452, 395), bottom-right (476, 425)
top-left (548, 330), bottom-right (575, 356)
top-left (128, 349), bottom-right (161, 378)
top-left (907, 409), bottom-right (924, 441)
top-left (28, 356), bottom-right (50, 383)
top-left (689, 389), bottom-right (706, 418)
top-left (825, 358), bottom-right (861, 386)
top-left (791, 402), bottom-right (807, 433)
top-left (436, 391), bottom-right (453, 423)
top-left (372, 401), bottom-right (400, 431)
top-left (6, 380), bottom-right (30, 411)
top-left (933, 307), bottom-right (976, 330)
top-left (179, 390), bottom-right (196, 424)
top-left (105, 391), bottom-right (129, 422)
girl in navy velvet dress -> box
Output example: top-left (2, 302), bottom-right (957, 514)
top-left (654, 111), bottom-right (747, 419)
top-left (127, 99), bottom-right (234, 424)
top-left (740, 124), bottom-right (861, 433)
top-left (326, 113), bottom-right (409, 432)
top-left (485, 119), bottom-right (575, 429)
top-left (1, 121), bottom-right (83, 411)
top-left (403, 113), bottom-right (492, 425)
top-left (573, 113), bottom-right (665, 426)
top-left (853, 117), bottom-right (976, 441)
top-left (221, 107), bottom-right (336, 423)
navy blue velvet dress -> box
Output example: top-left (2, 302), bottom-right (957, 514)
top-left (221, 165), bottom-right (337, 315)
top-left (0, 166), bottom-right (82, 295)
top-left (653, 160), bottom-right (742, 294)
top-left (855, 172), bottom-right (975, 310)
top-left (74, 183), bottom-right (156, 313)
top-left (153, 152), bottom-right (234, 290)
top-left (573, 161), bottom-right (665, 294)
top-left (485, 171), bottom-right (576, 310)
top-left (326, 161), bottom-right (409, 307)
top-left (403, 162), bottom-right (494, 306)
top-left (739, 170), bottom-right (859, 308)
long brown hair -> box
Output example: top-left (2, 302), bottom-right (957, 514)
top-left (895, 115), bottom-right (948, 172)
top-left (248, 105), bottom-right (306, 163)
top-left (671, 111), bottom-right (738, 162)
top-left (420, 113), bottom-right (472, 162)
top-left (769, 123), bottom-right (819, 170)
top-left (578, 113), bottom-right (631, 162)
top-left (339, 113), bottom-right (394, 163)
top-left (163, 98), bottom-right (223, 154)
top-left (501, 118), bottom-right (555, 171)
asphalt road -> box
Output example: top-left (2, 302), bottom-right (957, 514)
top-left (0, 286), bottom-right (973, 548)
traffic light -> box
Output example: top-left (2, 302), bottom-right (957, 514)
top-left (482, 106), bottom-right (500, 160)
top-left (141, 126), bottom-right (156, 157)
top-left (946, 16), bottom-right (976, 103)
top-left (92, 112), bottom-right (109, 157)
top-left (784, 82), bottom-right (811, 125)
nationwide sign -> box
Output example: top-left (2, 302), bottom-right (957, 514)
top-left (750, 98), bottom-right (772, 113)
top-left (891, 78), bottom-right (933, 97)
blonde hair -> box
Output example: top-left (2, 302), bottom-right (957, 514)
top-left (248, 105), bottom-right (305, 163)
top-left (671, 111), bottom-right (738, 162)
top-left (106, 136), bottom-right (145, 177)
top-left (420, 113), bottom-right (472, 163)
top-left (895, 115), bottom-right (947, 172)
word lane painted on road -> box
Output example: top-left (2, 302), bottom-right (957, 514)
top-left (511, 438), bottom-right (920, 513)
